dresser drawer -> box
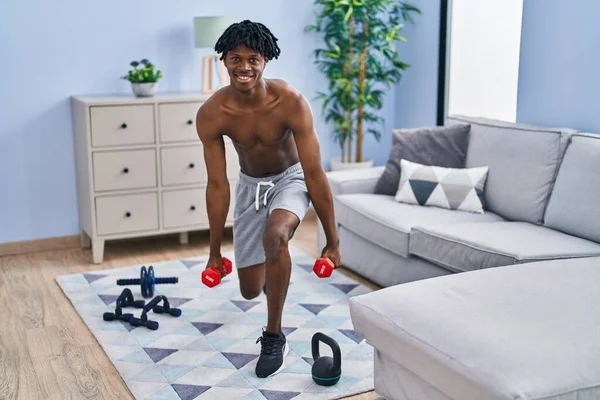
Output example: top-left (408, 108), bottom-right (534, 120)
top-left (95, 192), bottom-right (159, 235)
top-left (160, 146), bottom-right (205, 186)
top-left (90, 105), bottom-right (155, 147)
top-left (93, 149), bottom-right (157, 192)
top-left (162, 183), bottom-right (236, 228)
top-left (159, 102), bottom-right (203, 143)
top-left (162, 188), bottom-right (207, 228)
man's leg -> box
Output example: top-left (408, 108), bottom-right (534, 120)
top-left (237, 263), bottom-right (265, 300)
top-left (231, 179), bottom-right (268, 300)
top-left (253, 208), bottom-right (299, 378)
top-left (262, 209), bottom-right (300, 335)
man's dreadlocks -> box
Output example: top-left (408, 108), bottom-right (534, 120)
top-left (215, 20), bottom-right (281, 61)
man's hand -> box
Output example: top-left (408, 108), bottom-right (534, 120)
top-left (206, 254), bottom-right (225, 273)
top-left (321, 244), bottom-right (342, 269)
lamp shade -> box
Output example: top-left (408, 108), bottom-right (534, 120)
top-left (194, 16), bottom-right (234, 48)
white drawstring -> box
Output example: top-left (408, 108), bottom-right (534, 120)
top-left (255, 181), bottom-right (275, 211)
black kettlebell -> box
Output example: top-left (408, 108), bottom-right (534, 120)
top-left (311, 332), bottom-right (341, 386)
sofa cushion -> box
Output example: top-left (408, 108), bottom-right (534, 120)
top-left (447, 115), bottom-right (576, 224)
top-left (374, 124), bottom-right (471, 196)
top-left (409, 221), bottom-right (600, 272)
top-left (334, 193), bottom-right (504, 258)
top-left (338, 226), bottom-right (452, 288)
top-left (395, 159), bottom-right (489, 214)
top-left (349, 257), bottom-right (600, 400)
top-left (544, 133), bottom-right (600, 244)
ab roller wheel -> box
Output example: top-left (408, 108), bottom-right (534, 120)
top-left (116, 265), bottom-right (178, 298)
top-left (142, 266), bottom-right (151, 298)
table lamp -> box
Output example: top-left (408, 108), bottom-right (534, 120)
top-left (194, 16), bottom-right (233, 94)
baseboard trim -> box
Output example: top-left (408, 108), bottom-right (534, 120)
top-left (0, 235), bottom-right (80, 257)
top-left (0, 208), bottom-right (318, 258)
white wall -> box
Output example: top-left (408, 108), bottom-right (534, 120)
top-left (446, 0), bottom-right (523, 122)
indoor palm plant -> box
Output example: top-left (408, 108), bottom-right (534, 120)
top-left (306, 0), bottom-right (420, 170)
top-left (121, 59), bottom-right (163, 97)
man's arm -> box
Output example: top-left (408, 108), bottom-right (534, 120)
top-left (196, 103), bottom-right (230, 260)
top-left (288, 93), bottom-right (340, 256)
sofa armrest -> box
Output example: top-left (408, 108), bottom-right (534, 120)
top-left (327, 166), bottom-right (385, 196)
top-left (317, 166), bottom-right (384, 250)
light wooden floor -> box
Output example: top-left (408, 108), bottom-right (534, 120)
top-left (0, 209), bottom-right (383, 400)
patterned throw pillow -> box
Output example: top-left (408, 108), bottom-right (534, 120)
top-left (395, 159), bottom-right (489, 214)
top-left (374, 124), bottom-right (471, 195)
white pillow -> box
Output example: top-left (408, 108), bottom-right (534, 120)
top-left (395, 159), bottom-right (489, 214)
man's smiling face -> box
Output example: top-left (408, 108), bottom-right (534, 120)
top-left (224, 44), bottom-right (267, 94)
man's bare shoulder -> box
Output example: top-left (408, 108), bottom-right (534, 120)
top-left (268, 78), bottom-right (302, 98)
top-left (196, 87), bottom-right (239, 139)
top-left (197, 88), bottom-right (229, 118)
top-left (196, 90), bottom-right (228, 141)
top-left (267, 79), bottom-right (309, 112)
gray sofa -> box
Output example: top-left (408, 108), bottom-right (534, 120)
top-left (350, 256), bottom-right (600, 399)
top-left (318, 115), bottom-right (600, 399)
top-left (317, 115), bottom-right (600, 287)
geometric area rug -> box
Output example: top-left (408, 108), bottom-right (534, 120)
top-left (55, 246), bottom-right (375, 399)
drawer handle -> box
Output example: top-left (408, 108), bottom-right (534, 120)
top-left (122, 167), bottom-right (129, 173)
top-left (125, 212), bottom-right (131, 218)
top-left (121, 123), bottom-right (127, 129)
top-left (188, 163), bottom-right (195, 169)
top-left (190, 205), bottom-right (196, 211)
top-left (187, 120), bottom-right (193, 125)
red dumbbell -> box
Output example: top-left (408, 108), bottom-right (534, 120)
top-left (201, 257), bottom-right (233, 288)
top-left (313, 257), bottom-right (335, 278)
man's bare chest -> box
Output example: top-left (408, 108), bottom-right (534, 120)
top-left (224, 112), bottom-right (290, 148)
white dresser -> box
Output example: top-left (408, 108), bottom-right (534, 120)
top-left (71, 93), bottom-right (239, 263)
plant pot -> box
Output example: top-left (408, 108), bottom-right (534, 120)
top-left (131, 82), bottom-right (157, 97)
top-left (330, 157), bottom-right (374, 171)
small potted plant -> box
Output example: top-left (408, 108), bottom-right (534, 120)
top-left (121, 59), bottom-right (163, 97)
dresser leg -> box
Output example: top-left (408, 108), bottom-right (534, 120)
top-left (80, 230), bottom-right (91, 249)
top-left (92, 239), bottom-right (105, 264)
top-left (179, 232), bottom-right (189, 245)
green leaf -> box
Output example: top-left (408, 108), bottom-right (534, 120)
top-left (344, 6), bottom-right (353, 22)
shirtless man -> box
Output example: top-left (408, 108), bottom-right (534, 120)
top-left (195, 20), bottom-right (342, 378)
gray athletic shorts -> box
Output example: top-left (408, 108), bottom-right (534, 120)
top-left (233, 162), bottom-right (310, 269)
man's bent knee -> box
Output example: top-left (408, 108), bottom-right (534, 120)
top-left (241, 286), bottom-right (262, 300)
top-left (237, 263), bottom-right (265, 300)
top-left (263, 226), bottom-right (290, 262)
